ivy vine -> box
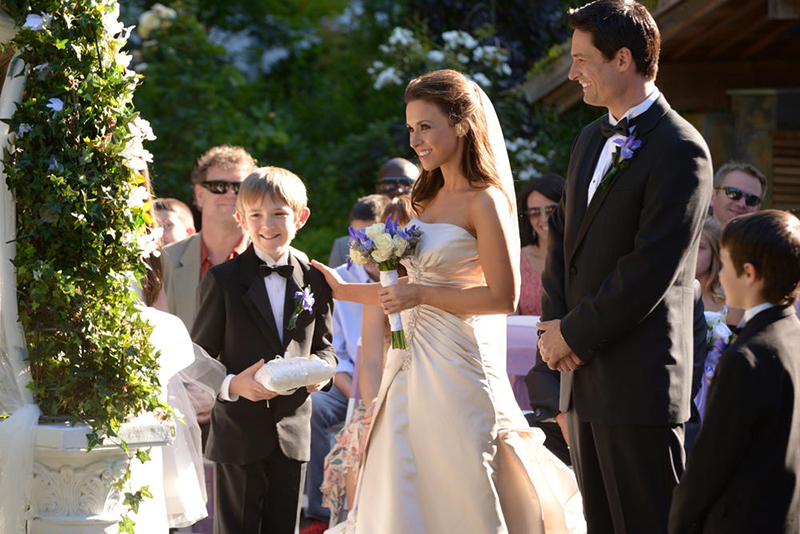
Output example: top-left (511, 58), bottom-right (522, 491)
top-left (3, 1), bottom-right (167, 530)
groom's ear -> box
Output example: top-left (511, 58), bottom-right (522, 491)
top-left (615, 46), bottom-right (634, 73)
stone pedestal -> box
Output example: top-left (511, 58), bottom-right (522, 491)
top-left (29, 417), bottom-right (172, 534)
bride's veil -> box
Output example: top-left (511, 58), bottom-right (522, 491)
top-left (473, 82), bottom-right (520, 280)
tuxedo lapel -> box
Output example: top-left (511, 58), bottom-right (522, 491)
top-left (239, 248), bottom-right (284, 356)
top-left (565, 126), bottom-right (605, 257)
top-left (282, 252), bottom-right (304, 350)
top-left (736, 305), bottom-right (794, 342)
top-left (570, 95), bottom-right (671, 262)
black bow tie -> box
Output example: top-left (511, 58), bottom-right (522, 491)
top-left (600, 117), bottom-right (632, 139)
top-left (259, 263), bottom-right (294, 279)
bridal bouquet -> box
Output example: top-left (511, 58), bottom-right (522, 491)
top-left (348, 216), bottom-right (422, 349)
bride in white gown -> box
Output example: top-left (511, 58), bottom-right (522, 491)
top-left (313, 69), bottom-right (584, 533)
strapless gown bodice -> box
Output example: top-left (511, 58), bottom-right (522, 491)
top-left (403, 220), bottom-right (484, 289)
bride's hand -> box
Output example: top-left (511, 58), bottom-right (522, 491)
top-left (378, 283), bottom-right (422, 314)
top-left (311, 260), bottom-right (346, 298)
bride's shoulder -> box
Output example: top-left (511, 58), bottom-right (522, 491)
top-left (468, 185), bottom-right (509, 217)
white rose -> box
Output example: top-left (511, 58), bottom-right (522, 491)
top-left (371, 234), bottom-right (395, 263)
top-left (392, 234), bottom-right (407, 257)
top-left (711, 321), bottom-right (732, 342)
top-left (365, 223), bottom-right (386, 241)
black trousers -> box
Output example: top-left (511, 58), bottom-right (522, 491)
top-left (214, 446), bottom-right (305, 534)
top-left (567, 411), bottom-right (685, 534)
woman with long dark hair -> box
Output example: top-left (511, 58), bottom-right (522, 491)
top-left (517, 174), bottom-right (565, 315)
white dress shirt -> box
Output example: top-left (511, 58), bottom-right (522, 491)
top-left (332, 264), bottom-right (373, 375)
top-left (220, 247), bottom-right (290, 401)
top-left (587, 87), bottom-right (661, 206)
top-left (742, 302), bottom-right (778, 326)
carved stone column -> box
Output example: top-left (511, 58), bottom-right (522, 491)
top-left (29, 417), bottom-right (171, 534)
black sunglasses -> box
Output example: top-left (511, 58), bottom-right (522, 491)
top-left (200, 180), bottom-right (241, 195)
top-left (715, 186), bottom-right (761, 207)
top-left (522, 205), bottom-right (557, 218)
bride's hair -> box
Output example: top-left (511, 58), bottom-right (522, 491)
top-left (404, 69), bottom-right (505, 213)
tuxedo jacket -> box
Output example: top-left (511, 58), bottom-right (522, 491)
top-left (164, 232), bottom-right (203, 331)
top-left (541, 95), bottom-right (713, 425)
top-left (191, 245), bottom-right (336, 465)
top-left (669, 305), bottom-right (800, 534)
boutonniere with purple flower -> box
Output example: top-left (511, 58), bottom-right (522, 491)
top-left (600, 132), bottom-right (643, 191)
top-left (288, 286), bottom-right (314, 330)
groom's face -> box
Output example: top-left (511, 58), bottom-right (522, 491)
top-left (569, 29), bottom-right (622, 111)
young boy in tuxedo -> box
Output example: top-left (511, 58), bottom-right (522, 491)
top-left (669, 209), bottom-right (800, 534)
top-left (192, 166), bottom-right (336, 534)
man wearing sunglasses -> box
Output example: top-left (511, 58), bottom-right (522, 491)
top-left (164, 145), bottom-right (257, 332)
top-left (710, 161), bottom-right (766, 225)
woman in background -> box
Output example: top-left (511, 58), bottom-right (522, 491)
top-left (517, 174), bottom-right (565, 316)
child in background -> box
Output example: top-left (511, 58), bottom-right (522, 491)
top-left (154, 197), bottom-right (196, 245)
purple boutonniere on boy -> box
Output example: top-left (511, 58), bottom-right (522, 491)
top-left (288, 286), bottom-right (314, 330)
top-left (600, 132), bottom-right (643, 191)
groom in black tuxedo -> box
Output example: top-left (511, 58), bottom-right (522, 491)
top-left (538, 1), bottom-right (712, 532)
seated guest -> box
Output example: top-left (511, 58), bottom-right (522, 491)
top-left (320, 196), bottom-right (414, 527)
top-left (669, 209), bottom-right (800, 534)
top-left (303, 195), bottom-right (387, 534)
top-left (154, 197), bottom-right (196, 245)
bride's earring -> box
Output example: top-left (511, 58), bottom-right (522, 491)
top-left (456, 124), bottom-right (465, 137)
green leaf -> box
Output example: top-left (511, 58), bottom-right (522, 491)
top-left (136, 448), bottom-right (151, 463)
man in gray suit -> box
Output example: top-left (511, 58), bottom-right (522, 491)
top-left (164, 145), bottom-right (256, 332)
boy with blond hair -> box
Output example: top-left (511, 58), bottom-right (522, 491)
top-left (192, 166), bottom-right (336, 534)
top-left (670, 209), bottom-right (800, 533)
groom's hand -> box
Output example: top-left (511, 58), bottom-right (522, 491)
top-left (536, 319), bottom-right (573, 370)
top-left (556, 352), bottom-right (584, 372)
top-left (230, 360), bottom-right (278, 402)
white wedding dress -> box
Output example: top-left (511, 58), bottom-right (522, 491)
top-left (338, 219), bottom-right (585, 534)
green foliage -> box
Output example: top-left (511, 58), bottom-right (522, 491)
top-left (132, 1), bottom-right (291, 201)
top-left (4, 0), bottom-right (168, 528)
